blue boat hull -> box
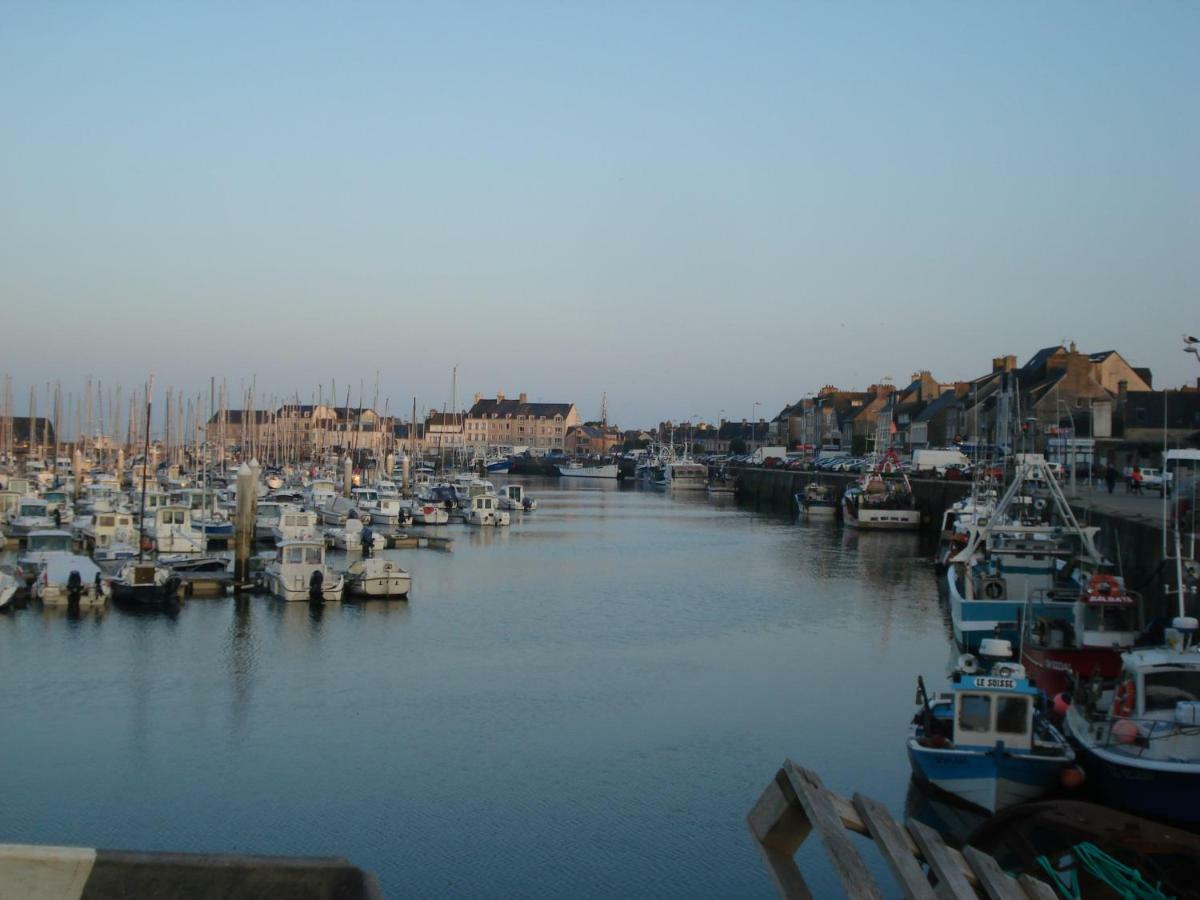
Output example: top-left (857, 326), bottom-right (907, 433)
top-left (486, 462), bottom-right (510, 473)
top-left (907, 741), bottom-right (1068, 813)
top-left (1069, 737), bottom-right (1200, 824)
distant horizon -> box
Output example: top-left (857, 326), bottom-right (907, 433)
top-left (2, 334), bottom-right (1197, 442)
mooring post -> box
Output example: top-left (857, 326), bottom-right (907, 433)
top-left (233, 460), bottom-right (258, 589)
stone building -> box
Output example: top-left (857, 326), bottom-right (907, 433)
top-left (465, 393), bottom-right (580, 453)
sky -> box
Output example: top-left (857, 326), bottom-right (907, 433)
top-left (1, 2), bottom-right (1197, 429)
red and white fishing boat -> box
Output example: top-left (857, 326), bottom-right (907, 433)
top-left (1020, 572), bottom-right (1141, 699)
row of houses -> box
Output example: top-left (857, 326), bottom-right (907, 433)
top-left (199, 391), bottom-right (628, 459)
top-left (754, 343), bottom-right (1200, 469)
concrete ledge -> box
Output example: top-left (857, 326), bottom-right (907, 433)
top-left (0, 844), bottom-right (383, 900)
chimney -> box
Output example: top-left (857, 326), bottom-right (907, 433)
top-left (473, 392), bottom-right (482, 405)
top-left (518, 392), bottom-right (527, 403)
top-left (496, 391), bottom-right (505, 402)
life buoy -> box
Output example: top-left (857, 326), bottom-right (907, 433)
top-left (1087, 574), bottom-right (1121, 597)
top-left (1113, 679), bottom-right (1135, 717)
top-left (984, 580), bottom-right (1004, 600)
top-left (1034, 498), bottom-right (1047, 512)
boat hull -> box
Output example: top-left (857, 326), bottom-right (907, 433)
top-left (267, 572), bottom-right (345, 602)
top-left (907, 740), bottom-right (1068, 813)
top-left (843, 504), bottom-right (921, 530)
top-left (1065, 718), bottom-right (1200, 823)
top-left (557, 464), bottom-right (618, 479)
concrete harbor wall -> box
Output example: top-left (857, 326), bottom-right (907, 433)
top-left (735, 466), bottom-right (1189, 619)
top-left (734, 467), bottom-right (971, 525)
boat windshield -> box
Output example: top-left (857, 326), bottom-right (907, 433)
top-left (29, 534), bottom-right (71, 552)
top-left (958, 695), bottom-right (991, 733)
top-left (1143, 669), bottom-right (1200, 713)
top-left (1082, 605), bottom-right (1135, 632)
top-left (995, 696), bottom-right (1029, 735)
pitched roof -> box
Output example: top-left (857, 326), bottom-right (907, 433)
top-left (468, 398), bottom-right (574, 419)
top-left (913, 390), bottom-right (959, 423)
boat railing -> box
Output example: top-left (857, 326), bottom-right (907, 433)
top-left (1084, 714), bottom-right (1199, 755)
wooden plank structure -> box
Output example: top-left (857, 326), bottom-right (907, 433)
top-left (746, 760), bottom-right (1058, 899)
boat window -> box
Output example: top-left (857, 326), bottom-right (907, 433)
top-left (957, 695), bottom-right (991, 733)
top-left (100, 516), bottom-right (114, 527)
top-left (305, 547), bottom-right (322, 565)
top-left (286, 547), bottom-right (305, 563)
top-left (995, 696), bottom-right (1029, 734)
top-left (1082, 605), bottom-right (1134, 632)
top-left (1143, 670), bottom-right (1200, 712)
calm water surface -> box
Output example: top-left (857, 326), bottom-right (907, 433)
top-left (0, 478), bottom-right (951, 897)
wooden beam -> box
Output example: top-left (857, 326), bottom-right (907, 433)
top-left (963, 847), bottom-right (1025, 900)
top-left (746, 776), bottom-right (816, 899)
top-left (782, 762), bottom-right (884, 900)
top-left (1017, 874), bottom-right (1059, 900)
top-left (905, 820), bottom-right (979, 900)
top-left (852, 793), bottom-right (938, 900)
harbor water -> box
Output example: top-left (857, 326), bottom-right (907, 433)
top-left (0, 478), bottom-right (951, 897)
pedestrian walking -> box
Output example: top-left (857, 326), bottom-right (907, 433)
top-left (1105, 464), bottom-right (1117, 494)
top-left (1132, 466), bottom-right (1143, 495)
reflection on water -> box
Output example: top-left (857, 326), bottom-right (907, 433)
top-left (0, 477), bottom-right (952, 897)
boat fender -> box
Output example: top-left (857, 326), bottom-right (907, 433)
top-left (1060, 766), bottom-right (1085, 789)
top-left (1052, 692), bottom-right (1071, 718)
top-left (983, 580), bottom-right (1004, 600)
top-left (141, 535), bottom-right (154, 552)
top-left (1113, 679), bottom-right (1135, 718)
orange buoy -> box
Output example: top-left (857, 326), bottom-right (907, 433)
top-left (1060, 766), bottom-right (1086, 789)
top-left (1052, 692), bottom-right (1071, 719)
top-left (1113, 718), bottom-right (1140, 744)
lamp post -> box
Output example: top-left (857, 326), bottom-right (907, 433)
top-left (751, 402), bottom-right (760, 452)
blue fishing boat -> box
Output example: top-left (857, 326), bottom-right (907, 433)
top-left (485, 458), bottom-right (511, 474)
top-left (946, 455), bottom-right (1105, 651)
top-left (1063, 616), bottom-right (1200, 824)
top-left (908, 639), bottom-right (1078, 813)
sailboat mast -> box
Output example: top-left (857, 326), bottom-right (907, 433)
top-left (137, 376), bottom-right (154, 562)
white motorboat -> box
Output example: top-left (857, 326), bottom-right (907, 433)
top-left (466, 494), bottom-right (510, 527)
top-left (83, 511), bottom-right (140, 562)
top-left (305, 478), bottom-right (337, 510)
top-left (16, 529), bottom-right (76, 584)
top-left (273, 507), bottom-right (321, 545)
top-left (145, 506), bottom-right (206, 554)
top-left (497, 484), bottom-right (537, 512)
top-left (255, 501), bottom-right (285, 542)
top-left (345, 557), bottom-right (411, 599)
top-left (8, 497), bottom-right (54, 536)
top-left (357, 496), bottom-right (409, 529)
top-left (319, 496), bottom-right (360, 527)
top-left (327, 518), bottom-right (386, 552)
top-left (34, 554), bottom-right (111, 606)
top-left (410, 501), bottom-right (451, 528)
top-left (265, 539), bottom-right (345, 602)
top-left (557, 462), bottom-right (618, 479)
top-left (0, 569), bottom-right (19, 610)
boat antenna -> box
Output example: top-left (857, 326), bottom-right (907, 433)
top-left (137, 375), bottom-right (154, 562)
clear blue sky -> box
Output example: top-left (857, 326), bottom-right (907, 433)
top-left (2, 2), bottom-right (1196, 428)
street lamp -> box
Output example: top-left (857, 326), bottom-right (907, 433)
top-left (751, 402), bottom-right (760, 451)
